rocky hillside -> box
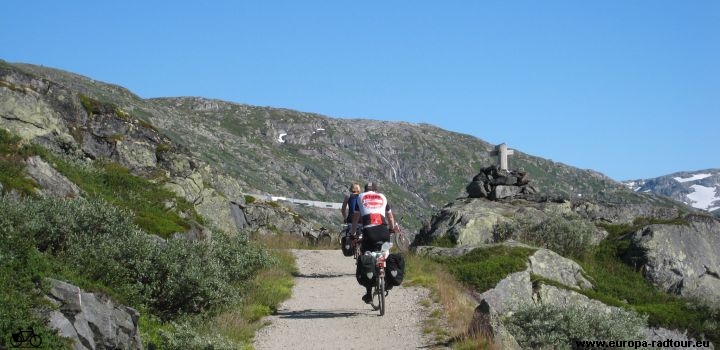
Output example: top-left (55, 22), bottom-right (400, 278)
top-left (413, 170), bottom-right (719, 348)
top-left (623, 169), bottom-right (720, 217)
top-left (3, 59), bottom-right (718, 349)
top-left (1, 60), bottom-right (673, 231)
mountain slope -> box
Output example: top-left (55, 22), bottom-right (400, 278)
top-left (2, 61), bottom-right (682, 230)
top-left (623, 169), bottom-right (720, 217)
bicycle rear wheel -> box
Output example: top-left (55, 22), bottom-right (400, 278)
top-left (353, 237), bottom-right (361, 259)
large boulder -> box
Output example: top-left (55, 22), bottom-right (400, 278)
top-left (414, 199), bottom-right (524, 246)
top-left (624, 214), bottom-right (720, 306)
top-left (44, 278), bottom-right (142, 350)
top-left (24, 156), bottom-right (82, 198)
top-left (528, 248), bottom-right (593, 290)
top-left (413, 198), bottom-right (579, 246)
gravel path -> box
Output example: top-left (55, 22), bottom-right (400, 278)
top-left (253, 249), bottom-right (437, 350)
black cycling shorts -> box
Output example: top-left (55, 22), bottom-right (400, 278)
top-left (361, 225), bottom-right (390, 253)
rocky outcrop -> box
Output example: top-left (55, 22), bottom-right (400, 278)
top-left (24, 156), bottom-right (82, 198)
top-left (422, 243), bottom-right (712, 349)
top-left (414, 192), bottom-right (693, 247)
top-left (417, 242), bottom-right (715, 348)
top-left (479, 271), bottom-right (714, 349)
top-left (528, 248), bottom-right (593, 290)
top-left (239, 200), bottom-right (319, 239)
top-left (572, 200), bottom-right (682, 225)
top-left (413, 198), bottom-right (580, 246)
top-left (44, 278), bottom-right (142, 350)
top-left (1, 63), bottom-right (242, 235)
top-left (624, 214), bottom-right (720, 306)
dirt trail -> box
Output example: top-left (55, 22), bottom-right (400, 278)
top-left (253, 249), bottom-right (437, 350)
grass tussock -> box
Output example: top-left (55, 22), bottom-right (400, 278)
top-left (251, 230), bottom-right (337, 250)
top-left (405, 253), bottom-right (495, 348)
top-left (433, 245), bottom-right (536, 293)
top-left (206, 249), bottom-right (296, 346)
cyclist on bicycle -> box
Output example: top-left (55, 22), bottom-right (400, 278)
top-left (350, 181), bottom-right (397, 303)
top-left (340, 182), bottom-right (361, 236)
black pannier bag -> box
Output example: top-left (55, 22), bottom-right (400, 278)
top-left (341, 235), bottom-right (354, 257)
top-left (356, 254), bottom-right (377, 287)
top-left (385, 253), bottom-right (405, 287)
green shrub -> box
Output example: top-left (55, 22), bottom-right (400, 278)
top-left (431, 234), bottom-right (457, 248)
top-left (504, 303), bottom-right (647, 349)
top-left (493, 211), bottom-right (595, 257)
top-left (78, 94), bottom-right (116, 116)
top-left (1, 195), bottom-right (274, 321)
top-left (0, 196), bottom-right (73, 349)
top-left (43, 154), bottom-right (201, 238)
top-left (157, 322), bottom-right (238, 350)
top-left (434, 245), bottom-right (536, 293)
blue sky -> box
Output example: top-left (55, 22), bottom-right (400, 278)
top-left (2, 1), bottom-right (718, 181)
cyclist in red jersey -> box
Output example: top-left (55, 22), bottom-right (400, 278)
top-left (350, 181), bottom-right (397, 303)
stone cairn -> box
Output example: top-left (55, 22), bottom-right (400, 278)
top-left (466, 165), bottom-right (537, 200)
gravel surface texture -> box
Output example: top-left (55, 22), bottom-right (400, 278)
top-left (253, 249), bottom-right (439, 350)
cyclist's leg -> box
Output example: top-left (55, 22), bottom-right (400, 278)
top-left (362, 285), bottom-right (372, 303)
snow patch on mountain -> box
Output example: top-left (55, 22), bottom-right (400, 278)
top-left (687, 185), bottom-right (720, 211)
top-left (623, 180), bottom-right (645, 191)
top-left (674, 173), bottom-right (712, 183)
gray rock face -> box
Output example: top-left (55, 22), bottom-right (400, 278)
top-left (572, 200), bottom-right (682, 225)
top-left (469, 252), bottom-right (714, 349)
top-left (0, 63), bottom-right (243, 235)
top-left (241, 201), bottom-right (318, 238)
top-left (44, 278), bottom-right (142, 350)
top-left (528, 249), bottom-right (593, 290)
top-left (413, 198), bottom-right (581, 246)
top-left (626, 215), bottom-right (720, 306)
top-left (24, 156), bottom-right (82, 198)
top-left (414, 199), bottom-right (524, 246)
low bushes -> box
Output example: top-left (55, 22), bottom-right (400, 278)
top-left (0, 195), bottom-right (274, 322)
top-left (493, 211), bottom-right (595, 257)
top-left (504, 303), bottom-right (647, 349)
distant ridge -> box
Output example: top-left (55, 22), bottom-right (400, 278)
top-left (623, 169), bottom-right (720, 217)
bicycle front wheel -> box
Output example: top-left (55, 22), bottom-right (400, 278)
top-left (30, 335), bottom-right (42, 347)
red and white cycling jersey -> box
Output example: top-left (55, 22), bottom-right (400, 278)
top-left (355, 191), bottom-right (391, 227)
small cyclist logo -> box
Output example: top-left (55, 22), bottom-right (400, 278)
top-left (9, 327), bottom-right (42, 348)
